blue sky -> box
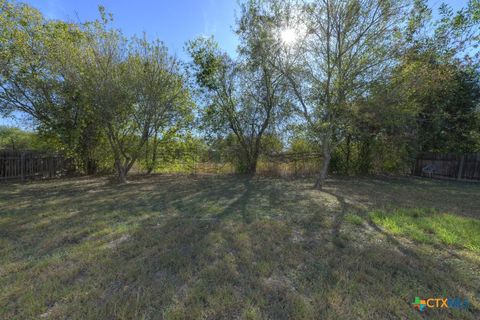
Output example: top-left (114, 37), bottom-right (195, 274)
top-left (27, 0), bottom-right (240, 58)
top-left (0, 0), bottom-right (469, 128)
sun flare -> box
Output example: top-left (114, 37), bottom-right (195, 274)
top-left (280, 28), bottom-right (297, 45)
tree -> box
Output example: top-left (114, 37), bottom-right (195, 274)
top-left (128, 37), bottom-right (193, 174)
top-left (0, 0), bottom-right (105, 173)
top-left (0, 125), bottom-right (53, 151)
top-left (84, 13), bottom-right (191, 182)
top-left (187, 1), bottom-right (289, 174)
top-left (395, 52), bottom-right (480, 154)
top-left (278, 0), bottom-right (406, 188)
top-left (0, 2), bottom-right (192, 180)
top-left (328, 0), bottom-right (480, 175)
top-left (0, 0), bottom-right (62, 123)
top-left (400, 0), bottom-right (480, 154)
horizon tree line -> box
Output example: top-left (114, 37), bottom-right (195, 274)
top-left (1, 0), bottom-right (479, 186)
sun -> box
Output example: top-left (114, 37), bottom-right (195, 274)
top-left (280, 27), bottom-right (297, 45)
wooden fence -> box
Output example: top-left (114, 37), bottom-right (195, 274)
top-left (0, 150), bottom-right (68, 181)
top-left (153, 151), bottom-right (323, 177)
top-left (413, 152), bottom-right (480, 181)
top-left (259, 152), bottom-right (323, 177)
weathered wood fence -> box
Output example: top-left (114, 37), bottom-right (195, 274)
top-left (413, 152), bottom-right (480, 181)
top-left (153, 151), bottom-right (323, 177)
top-left (0, 150), bottom-right (68, 181)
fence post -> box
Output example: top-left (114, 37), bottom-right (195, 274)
top-left (20, 152), bottom-right (25, 181)
top-left (412, 157), bottom-right (418, 176)
top-left (457, 155), bottom-right (465, 180)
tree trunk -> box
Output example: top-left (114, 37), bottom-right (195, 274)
top-left (359, 138), bottom-right (371, 174)
top-left (117, 166), bottom-right (127, 183)
top-left (114, 158), bottom-right (127, 183)
top-left (148, 135), bottom-right (158, 174)
top-left (241, 151), bottom-right (258, 175)
top-left (86, 158), bottom-right (98, 175)
top-left (246, 159), bottom-right (257, 175)
top-left (146, 132), bottom-right (158, 174)
top-left (345, 133), bottom-right (351, 175)
top-left (314, 143), bottom-right (331, 189)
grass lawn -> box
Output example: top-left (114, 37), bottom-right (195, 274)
top-left (0, 174), bottom-right (479, 319)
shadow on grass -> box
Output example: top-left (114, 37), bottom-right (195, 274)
top-left (0, 174), bottom-right (479, 319)
top-left (92, 208), bottom-right (479, 319)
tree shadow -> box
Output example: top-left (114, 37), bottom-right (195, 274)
top-left (1, 174), bottom-right (479, 319)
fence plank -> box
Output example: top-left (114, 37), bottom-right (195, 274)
top-left (414, 152), bottom-right (480, 181)
top-left (0, 150), bottom-right (67, 181)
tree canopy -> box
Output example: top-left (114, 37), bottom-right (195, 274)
top-left (0, 0), bottom-right (479, 183)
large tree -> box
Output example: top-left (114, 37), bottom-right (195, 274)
top-left (277, 0), bottom-right (406, 188)
top-left (0, 2), bottom-right (192, 180)
top-left (129, 37), bottom-right (193, 174)
top-left (84, 13), bottom-right (191, 182)
top-left (0, 0), bottom-right (104, 173)
top-left (187, 1), bottom-right (289, 174)
top-left (399, 0), bottom-right (480, 154)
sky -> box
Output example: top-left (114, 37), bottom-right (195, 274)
top-left (27, 0), bottom-right (240, 57)
top-left (0, 0), bottom-right (470, 128)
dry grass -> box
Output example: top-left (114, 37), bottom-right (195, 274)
top-left (0, 174), bottom-right (479, 319)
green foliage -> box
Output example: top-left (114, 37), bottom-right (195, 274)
top-left (1, 0), bottom-right (480, 180)
top-left (185, 37), bottom-right (226, 91)
top-left (139, 132), bottom-right (205, 173)
top-left (329, 0), bottom-right (480, 175)
top-left (0, 0), bottom-right (107, 173)
top-left (1, 1), bottom-right (193, 180)
top-left (82, 23), bottom-right (193, 181)
top-left (187, 7), bottom-right (289, 175)
top-left (0, 126), bottom-right (51, 151)
top-left (260, 134), bottom-right (283, 155)
top-left (395, 51), bottom-right (480, 154)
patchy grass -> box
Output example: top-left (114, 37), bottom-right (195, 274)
top-left (371, 208), bottom-right (480, 252)
top-left (344, 212), bottom-right (365, 225)
top-left (0, 175), bottom-right (479, 319)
